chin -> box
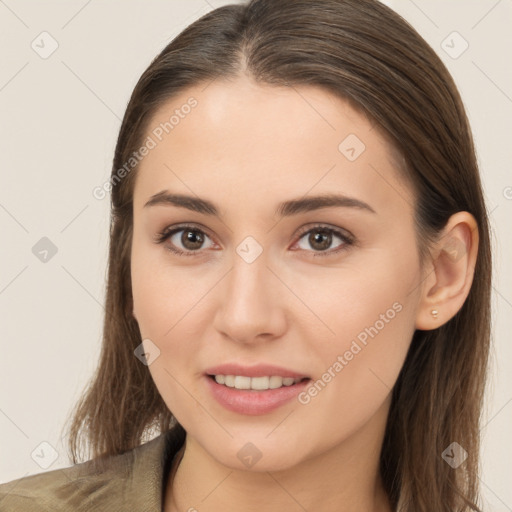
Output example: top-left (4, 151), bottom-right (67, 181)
top-left (197, 433), bottom-right (308, 473)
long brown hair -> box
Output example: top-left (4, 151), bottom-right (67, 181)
top-left (64, 1), bottom-right (492, 510)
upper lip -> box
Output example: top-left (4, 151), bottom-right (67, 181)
top-left (205, 363), bottom-right (310, 379)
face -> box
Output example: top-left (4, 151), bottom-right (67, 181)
top-left (131, 74), bottom-right (423, 472)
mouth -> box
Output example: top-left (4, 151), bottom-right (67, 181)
top-left (206, 374), bottom-right (310, 391)
top-left (204, 372), bottom-right (312, 415)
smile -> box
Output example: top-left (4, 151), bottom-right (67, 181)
top-left (205, 375), bottom-right (311, 415)
top-left (211, 374), bottom-right (307, 390)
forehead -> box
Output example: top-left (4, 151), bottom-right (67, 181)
top-left (132, 75), bottom-right (413, 218)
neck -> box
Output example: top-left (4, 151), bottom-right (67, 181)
top-left (164, 397), bottom-right (393, 512)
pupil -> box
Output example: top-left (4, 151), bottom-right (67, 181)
top-left (183, 230), bottom-right (203, 249)
top-left (311, 230), bottom-right (330, 250)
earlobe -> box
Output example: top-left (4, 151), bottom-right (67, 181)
top-left (415, 212), bottom-right (479, 331)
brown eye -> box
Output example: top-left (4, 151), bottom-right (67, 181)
top-left (179, 229), bottom-right (205, 250)
top-left (154, 225), bottom-right (215, 257)
top-left (294, 225), bottom-right (354, 257)
top-left (307, 229), bottom-right (333, 251)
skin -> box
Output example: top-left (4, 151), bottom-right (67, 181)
top-left (130, 74), bottom-right (479, 512)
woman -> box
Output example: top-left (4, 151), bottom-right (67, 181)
top-left (0, 0), bottom-right (491, 510)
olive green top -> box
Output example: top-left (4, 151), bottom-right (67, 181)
top-left (0, 428), bottom-right (186, 511)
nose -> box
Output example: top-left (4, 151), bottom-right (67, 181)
top-left (213, 248), bottom-right (287, 345)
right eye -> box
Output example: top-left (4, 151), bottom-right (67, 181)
top-left (154, 224), bottom-right (216, 257)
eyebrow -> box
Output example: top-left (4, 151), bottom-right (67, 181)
top-left (143, 191), bottom-right (376, 217)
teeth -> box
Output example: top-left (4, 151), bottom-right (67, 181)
top-left (213, 375), bottom-right (303, 390)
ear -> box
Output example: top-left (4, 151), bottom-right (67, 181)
top-left (415, 212), bottom-right (479, 330)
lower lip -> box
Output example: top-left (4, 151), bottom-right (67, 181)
top-left (204, 375), bottom-right (311, 415)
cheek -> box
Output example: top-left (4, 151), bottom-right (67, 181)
top-left (130, 243), bottom-right (215, 404)
top-left (130, 255), bottom-right (206, 421)
top-left (293, 251), bottom-right (418, 437)
top-left (131, 267), bottom-right (206, 376)
top-left (131, 236), bottom-right (203, 338)
top-left (301, 308), bottom-right (414, 448)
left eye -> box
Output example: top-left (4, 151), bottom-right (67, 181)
top-left (293, 226), bottom-right (354, 257)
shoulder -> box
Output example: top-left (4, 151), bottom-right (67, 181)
top-left (0, 429), bottom-right (184, 512)
top-left (0, 447), bottom-right (136, 512)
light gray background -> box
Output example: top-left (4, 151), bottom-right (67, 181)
top-left (1, 0), bottom-right (511, 509)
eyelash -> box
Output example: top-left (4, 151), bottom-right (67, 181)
top-left (153, 223), bottom-right (355, 258)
